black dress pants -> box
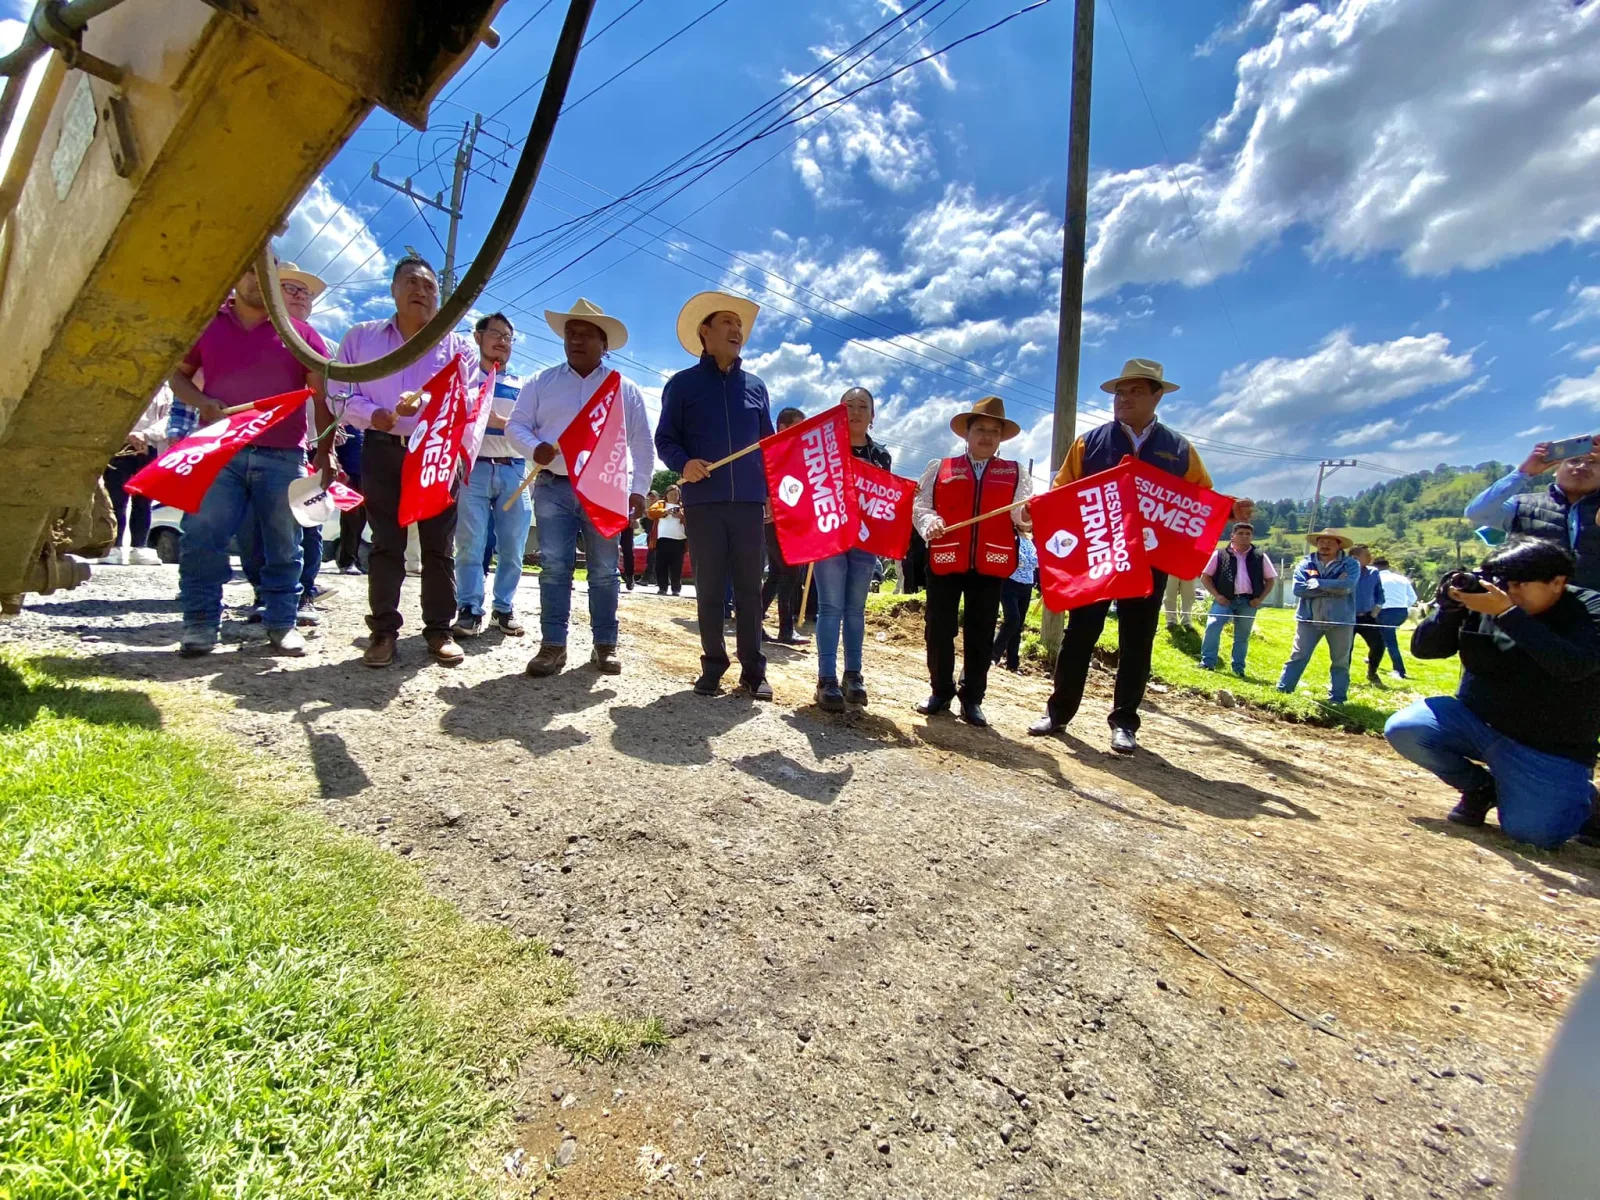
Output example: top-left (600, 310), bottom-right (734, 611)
top-left (683, 502), bottom-right (766, 683)
top-left (1047, 569), bottom-right (1167, 732)
top-left (1354, 614), bottom-right (1384, 669)
top-left (760, 522), bottom-right (801, 637)
top-left (361, 430), bottom-right (458, 637)
top-left (994, 578), bottom-right (1032, 671)
top-left (925, 569), bottom-right (1004, 704)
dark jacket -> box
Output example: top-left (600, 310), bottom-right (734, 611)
top-left (1411, 585), bottom-right (1600, 765)
top-left (1355, 564), bottom-right (1386, 614)
top-left (1509, 486), bottom-right (1600, 591)
top-left (1056, 419), bottom-right (1210, 487)
top-left (851, 436), bottom-right (892, 472)
top-left (1211, 545), bottom-right (1271, 603)
top-left (655, 355), bottom-right (774, 505)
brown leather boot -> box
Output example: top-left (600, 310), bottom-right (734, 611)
top-left (363, 633), bottom-right (397, 668)
top-left (525, 644), bottom-right (567, 677)
top-left (591, 644), bottom-right (622, 675)
top-left (425, 633), bottom-right (464, 666)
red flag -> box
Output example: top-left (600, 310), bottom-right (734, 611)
top-left (327, 479), bottom-right (365, 512)
top-left (459, 367), bottom-right (498, 469)
top-left (1124, 455), bottom-right (1235, 579)
top-left (762, 405), bottom-right (857, 565)
top-left (556, 370), bottom-right (630, 538)
top-left (125, 388), bottom-right (313, 513)
top-left (398, 356), bottom-right (471, 527)
top-left (852, 458), bottom-right (917, 560)
top-left (1030, 461), bottom-right (1153, 612)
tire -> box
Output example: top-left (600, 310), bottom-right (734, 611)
top-left (152, 528), bottom-right (181, 564)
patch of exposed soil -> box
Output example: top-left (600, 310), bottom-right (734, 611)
top-left (8, 563), bottom-right (1598, 1198)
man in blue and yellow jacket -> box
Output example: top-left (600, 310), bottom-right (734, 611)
top-left (1029, 358), bottom-right (1232, 754)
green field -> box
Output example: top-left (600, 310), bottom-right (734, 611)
top-left (869, 590), bottom-right (1458, 735)
top-left (0, 652), bottom-right (662, 1198)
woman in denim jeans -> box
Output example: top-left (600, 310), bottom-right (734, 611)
top-left (814, 388), bottom-right (893, 712)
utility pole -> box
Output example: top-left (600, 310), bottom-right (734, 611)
top-left (1041, 0), bottom-right (1095, 658)
top-left (371, 115), bottom-right (481, 299)
top-left (1308, 459), bottom-right (1357, 532)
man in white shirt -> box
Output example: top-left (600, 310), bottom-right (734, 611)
top-left (506, 298), bottom-right (652, 677)
top-left (1369, 556), bottom-right (1419, 680)
top-left (452, 313), bottom-right (531, 638)
top-left (1199, 521), bottom-right (1278, 676)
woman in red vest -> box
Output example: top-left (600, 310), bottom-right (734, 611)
top-left (911, 396), bottom-right (1034, 726)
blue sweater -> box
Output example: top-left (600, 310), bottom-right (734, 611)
top-left (1291, 552), bottom-right (1361, 626)
top-left (1354, 564), bottom-right (1386, 614)
top-left (654, 355), bottom-right (775, 505)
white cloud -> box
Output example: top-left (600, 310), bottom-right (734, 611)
top-left (1537, 365), bottom-right (1600, 412)
top-left (1178, 328), bottom-right (1475, 453)
top-left (1330, 417), bottom-right (1408, 448)
top-left (272, 176), bottom-right (388, 338)
top-left (1196, 0), bottom-right (1291, 57)
top-left (1417, 375), bottom-right (1488, 413)
top-left (1390, 430), bottom-right (1461, 452)
top-left (1515, 424), bottom-right (1553, 438)
top-left (1552, 282), bottom-right (1600, 331)
top-left (1086, 0), bottom-right (1600, 299)
top-left (1575, 345), bottom-right (1600, 363)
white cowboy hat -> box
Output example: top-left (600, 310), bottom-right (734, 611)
top-left (1100, 357), bottom-right (1180, 394)
top-left (676, 290), bottom-right (760, 357)
top-left (286, 475), bottom-right (337, 528)
top-left (544, 297), bottom-right (629, 351)
top-left (277, 261), bottom-right (327, 299)
top-left (1305, 527), bottom-right (1354, 550)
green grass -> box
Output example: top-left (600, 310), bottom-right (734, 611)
top-left (0, 653), bottom-right (663, 1198)
top-left (868, 591), bottom-right (1458, 734)
top-left (1405, 922), bottom-right (1593, 995)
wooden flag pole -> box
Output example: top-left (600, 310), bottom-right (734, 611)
top-left (502, 467), bottom-right (539, 511)
top-left (799, 562), bottom-right (815, 629)
top-left (701, 440), bottom-right (762, 474)
top-left (938, 497), bottom-right (1032, 536)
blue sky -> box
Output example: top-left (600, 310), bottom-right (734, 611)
top-left (10, 0), bottom-right (1599, 500)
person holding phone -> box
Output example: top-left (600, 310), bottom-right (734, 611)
top-left (1466, 434), bottom-right (1600, 589)
top-left (649, 486), bottom-right (688, 595)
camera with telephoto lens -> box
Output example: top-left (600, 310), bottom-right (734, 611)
top-left (1436, 569), bottom-right (1489, 610)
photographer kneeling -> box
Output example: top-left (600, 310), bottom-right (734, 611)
top-left (1384, 538), bottom-right (1600, 848)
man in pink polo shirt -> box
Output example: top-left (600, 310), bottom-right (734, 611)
top-left (334, 255), bottom-right (478, 668)
top-left (170, 262), bottom-right (330, 658)
top-left (1199, 521), bottom-right (1278, 677)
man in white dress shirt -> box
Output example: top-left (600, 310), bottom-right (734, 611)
top-left (452, 313), bottom-right (531, 638)
top-left (506, 298), bottom-right (652, 677)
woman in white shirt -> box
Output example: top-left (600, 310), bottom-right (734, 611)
top-left (650, 485), bottom-right (688, 595)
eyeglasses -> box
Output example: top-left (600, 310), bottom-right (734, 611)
top-left (281, 283), bottom-right (311, 299)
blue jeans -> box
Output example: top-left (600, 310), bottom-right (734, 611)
top-left (1200, 597), bottom-right (1259, 673)
top-left (1276, 618), bottom-right (1355, 703)
top-left (814, 548), bottom-right (877, 679)
top-left (532, 472), bottom-right (618, 646)
top-left (454, 458), bottom-right (533, 616)
top-left (241, 513), bottom-right (320, 599)
top-left (179, 446), bottom-right (305, 634)
top-left (1385, 697), bottom-right (1595, 848)
top-left (1372, 607), bottom-right (1408, 675)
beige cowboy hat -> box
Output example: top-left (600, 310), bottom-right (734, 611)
top-left (949, 395), bottom-right (1021, 441)
top-left (1305, 527), bottom-right (1354, 550)
top-left (545, 297), bottom-right (629, 351)
top-left (1101, 357), bottom-right (1180, 394)
top-left (277, 261), bottom-right (327, 299)
top-left (676, 290), bottom-right (760, 357)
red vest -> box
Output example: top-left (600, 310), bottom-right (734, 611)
top-left (928, 456), bottom-right (1020, 577)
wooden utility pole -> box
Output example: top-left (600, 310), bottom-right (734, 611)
top-left (1040, 0), bottom-right (1095, 658)
top-left (371, 115), bottom-right (481, 299)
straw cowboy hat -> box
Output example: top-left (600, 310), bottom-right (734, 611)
top-left (545, 297), bottom-right (629, 350)
top-left (676, 290), bottom-right (760, 357)
top-left (949, 395), bottom-right (1021, 441)
top-left (277, 262), bottom-right (327, 299)
top-left (1101, 357), bottom-right (1180, 394)
top-left (1305, 527), bottom-right (1354, 550)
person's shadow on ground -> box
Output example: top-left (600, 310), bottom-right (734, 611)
top-left (609, 688), bottom-right (761, 767)
top-left (0, 658), bottom-right (162, 731)
top-left (1408, 815), bottom-right (1600, 897)
top-left (436, 667), bottom-right (617, 760)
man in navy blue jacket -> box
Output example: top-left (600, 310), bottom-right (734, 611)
top-left (656, 291), bottom-right (776, 698)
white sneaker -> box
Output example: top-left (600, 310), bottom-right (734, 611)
top-left (99, 547), bottom-right (126, 565)
top-left (128, 547), bottom-right (162, 566)
top-left (268, 628), bottom-right (307, 656)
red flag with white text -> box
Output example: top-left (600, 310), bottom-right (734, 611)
top-left (1125, 455), bottom-right (1234, 580)
top-left (125, 388), bottom-right (313, 513)
top-left (762, 405), bottom-right (857, 565)
top-left (459, 366), bottom-right (498, 470)
top-left (852, 457), bottom-right (916, 560)
top-left (1029, 461), bottom-right (1153, 612)
top-left (398, 356), bottom-right (470, 526)
top-left (556, 369), bottom-right (631, 538)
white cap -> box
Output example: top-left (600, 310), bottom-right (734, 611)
top-left (287, 475), bottom-right (336, 528)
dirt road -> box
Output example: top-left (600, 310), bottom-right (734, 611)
top-left (7, 564), bottom-right (1598, 1199)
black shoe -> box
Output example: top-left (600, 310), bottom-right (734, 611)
top-left (841, 670), bottom-right (867, 706)
top-left (1447, 781), bottom-right (1498, 827)
top-left (452, 607), bottom-right (484, 638)
top-left (959, 701), bottom-right (988, 727)
top-left (1110, 727), bottom-right (1138, 755)
top-left (491, 609), bottom-right (525, 637)
top-left (815, 677), bottom-right (846, 712)
top-left (777, 629), bottom-right (810, 646)
top-left (742, 677), bottom-right (774, 701)
top-left (1028, 715), bottom-right (1063, 737)
top-left (915, 695), bottom-right (952, 717)
top-left (693, 673), bottom-right (723, 696)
